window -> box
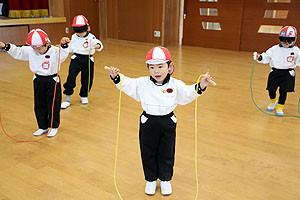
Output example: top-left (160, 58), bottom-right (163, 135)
top-left (200, 8), bottom-right (218, 16)
top-left (264, 10), bottom-right (288, 19)
top-left (258, 25), bottom-right (282, 34)
top-left (200, 0), bottom-right (218, 2)
top-left (267, 0), bottom-right (291, 3)
top-left (202, 22), bottom-right (221, 30)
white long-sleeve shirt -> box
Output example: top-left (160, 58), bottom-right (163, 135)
top-left (7, 44), bottom-right (69, 76)
top-left (116, 73), bottom-right (202, 116)
top-left (69, 33), bottom-right (103, 55)
top-left (258, 44), bottom-right (300, 69)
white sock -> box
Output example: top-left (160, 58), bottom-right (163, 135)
top-left (65, 95), bottom-right (71, 102)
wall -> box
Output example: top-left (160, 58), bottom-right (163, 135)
top-left (240, 0), bottom-right (300, 52)
top-left (107, 0), bottom-right (163, 45)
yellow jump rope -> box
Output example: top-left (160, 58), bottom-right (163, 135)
top-left (104, 66), bottom-right (216, 199)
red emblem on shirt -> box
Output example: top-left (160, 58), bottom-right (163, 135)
top-left (42, 61), bottom-right (50, 70)
top-left (83, 41), bottom-right (89, 48)
top-left (287, 56), bottom-right (294, 63)
top-left (167, 88), bottom-right (173, 93)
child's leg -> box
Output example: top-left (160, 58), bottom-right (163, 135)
top-left (63, 58), bottom-right (81, 97)
top-left (267, 90), bottom-right (277, 111)
top-left (276, 69), bottom-right (295, 116)
top-left (33, 77), bottom-right (48, 130)
top-left (79, 58), bottom-right (94, 97)
top-left (46, 76), bottom-right (62, 128)
top-left (276, 90), bottom-right (287, 116)
top-left (157, 114), bottom-right (176, 181)
top-left (139, 113), bottom-right (161, 181)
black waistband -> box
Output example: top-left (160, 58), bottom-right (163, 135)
top-left (74, 53), bottom-right (93, 57)
top-left (35, 74), bottom-right (58, 78)
top-left (272, 68), bottom-right (294, 71)
top-left (142, 111), bottom-right (174, 118)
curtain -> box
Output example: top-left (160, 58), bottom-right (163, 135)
top-left (9, 0), bottom-right (48, 18)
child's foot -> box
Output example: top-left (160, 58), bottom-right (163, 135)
top-left (33, 129), bottom-right (48, 136)
top-left (160, 181), bottom-right (172, 195)
top-left (47, 128), bottom-right (58, 137)
top-left (81, 97), bottom-right (88, 104)
top-left (61, 101), bottom-right (70, 109)
top-left (276, 108), bottom-right (284, 116)
top-left (145, 181), bottom-right (157, 195)
top-left (276, 103), bottom-right (284, 116)
top-left (267, 101), bottom-right (277, 111)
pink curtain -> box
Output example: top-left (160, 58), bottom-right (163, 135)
top-left (9, 0), bottom-right (49, 18)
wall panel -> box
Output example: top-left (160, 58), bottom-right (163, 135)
top-left (182, 0), bottom-right (244, 50)
top-left (0, 26), bottom-right (28, 45)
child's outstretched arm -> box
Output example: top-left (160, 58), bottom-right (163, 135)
top-left (0, 41), bottom-right (30, 61)
top-left (105, 66), bottom-right (142, 101)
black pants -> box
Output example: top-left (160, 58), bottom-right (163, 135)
top-left (139, 111), bottom-right (177, 181)
top-left (267, 68), bottom-right (295, 105)
top-left (34, 74), bottom-right (61, 129)
top-left (63, 54), bottom-right (94, 97)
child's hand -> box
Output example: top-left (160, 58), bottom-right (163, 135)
top-left (0, 41), bottom-right (5, 48)
top-left (200, 70), bottom-right (213, 88)
top-left (61, 37), bottom-right (70, 44)
top-left (109, 66), bottom-right (120, 78)
top-left (94, 44), bottom-right (101, 50)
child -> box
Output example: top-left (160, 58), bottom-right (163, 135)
top-left (254, 26), bottom-right (300, 116)
top-left (61, 15), bottom-right (103, 109)
top-left (0, 29), bottom-right (70, 137)
top-left (107, 46), bottom-right (213, 196)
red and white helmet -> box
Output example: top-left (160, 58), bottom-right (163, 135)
top-left (26, 29), bottom-right (50, 47)
top-left (72, 15), bottom-right (88, 27)
top-left (146, 46), bottom-right (174, 74)
top-left (279, 26), bottom-right (297, 38)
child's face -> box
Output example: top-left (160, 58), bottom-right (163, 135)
top-left (280, 38), bottom-right (295, 48)
top-left (32, 45), bottom-right (48, 55)
top-left (148, 62), bottom-right (171, 84)
top-left (280, 41), bottom-right (294, 48)
top-left (76, 32), bottom-right (87, 37)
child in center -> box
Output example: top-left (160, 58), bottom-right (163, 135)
top-left (107, 46), bottom-right (213, 196)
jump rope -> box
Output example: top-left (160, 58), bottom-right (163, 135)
top-left (0, 39), bottom-right (63, 142)
top-left (104, 65), bottom-right (216, 199)
top-left (251, 52), bottom-right (300, 118)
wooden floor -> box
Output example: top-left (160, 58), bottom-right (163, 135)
top-left (1, 40), bottom-right (300, 200)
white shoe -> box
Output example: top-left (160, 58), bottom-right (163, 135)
top-left (61, 101), bottom-right (70, 109)
top-left (276, 108), bottom-right (284, 116)
top-left (81, 97), bottom-right (88, 104)
top-left (33, 129), bottom-right (48, 136)
top-left (47, 128), bottom-right (58, 137)
top-left (145, 181), bottom-right (157, 195)
top-left (160, 181), bottom-right (172, 195)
